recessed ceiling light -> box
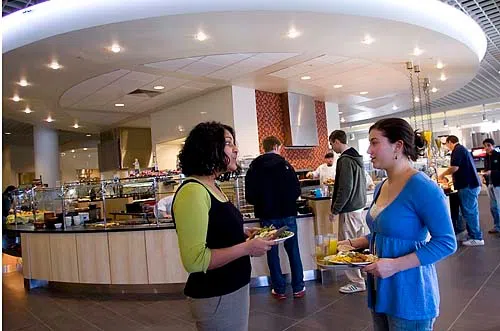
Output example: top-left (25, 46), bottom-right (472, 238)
top-left (195, 31), bottom-right (208, 41)
top-left (340, 117), bottom-right (346, 123)
top-left (23, 107), bottom-right (32, 114)
top-left (114, 103), bottom-right (125, 107)
top-left (178, 125), bottom-right (185, 132)
top-left (83, 148), bottom-right (88, 151)
top-left (200, 111), bottom-right (207, 115)
top-left (60, 152), bottom-right (66, 156)
top-left (45, 116), bottom-right (54, 122)
top-left (86, 134), bottom-right (92, 137)
top-left (153, 85), bottom-right (165, 90)
top-left (436, 61), bottom-right (444, 69)
top-left (4, 132), bottom-right (11, 135)
top-left (392, 105), bottom-right (399, 110)
top-left (361, 34), bottom-right (375, 45)
top-left (414, 96), bottom-right (420, 103)
top-left (71, 149), bottom-right (75, 153)
top-left (48, 61), bottom-right (62, 70)
top-left (359, 91), bottom-right (368, 95)
top-left (73, 155), bottom-right (76, 159)
top-left (88, 154), bottom-right (91, 158)
top-left (73, 123), bottom-right (80, 129)
top-left (338, 111), bottom-right (343, 115)
top-left (412, 47), bottom-right (424, 56)
top-left (300, 76), bottom-right (311, 80)
top-left (431, 87), bottom-right (438, 93)
top-left (440, 73), bottom-right (447, 81)
top-left (12, 95), bottom-right (21, 102)
top-left (18, 79), bottom-right (29, 87)
top-left (110, 44), bottom-right (121, 53)
top-left (333, 84), bottom-right (343, 89)
top-left (287, 28), bottom-right (301, 39)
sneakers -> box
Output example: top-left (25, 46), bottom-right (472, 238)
top-left (462, 239), bottom-right (485, 247)
top-left (293, 287), bottom-right (306, 298)
top-left (271, 289), bottom-right (286, 300)
top-left (488, 228), bottom-right (500, 234)
top-left (455, 231), bottom-right (468, 242)
top-left (339, 283), bottom-right (366, 294)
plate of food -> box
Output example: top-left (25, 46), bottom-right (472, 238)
top-left (252, 226), bottom-right (294, 243)
top-left (324, 251), bottom-right (378, 266)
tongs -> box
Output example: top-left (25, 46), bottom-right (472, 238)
top-left (247, 226), bottom-right (288, 240)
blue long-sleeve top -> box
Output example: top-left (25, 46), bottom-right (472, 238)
top-left (366, 172), bottom-right (457, 320)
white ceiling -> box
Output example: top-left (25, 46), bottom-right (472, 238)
top-left (1, 0), bottom-right (489, 134)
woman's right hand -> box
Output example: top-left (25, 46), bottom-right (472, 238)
top-left (246, 238), bottom-right (276, 257)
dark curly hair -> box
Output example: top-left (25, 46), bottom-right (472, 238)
top-left (369, 118), bottom-right (425, 161)
top-left (178, 122), bottom-right (236, 178)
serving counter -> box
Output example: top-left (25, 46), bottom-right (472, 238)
top-left (6, 214), bottom-right (316, 292)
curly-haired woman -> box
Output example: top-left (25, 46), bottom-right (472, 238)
top-left (172, 121), bottom-right (275, 331)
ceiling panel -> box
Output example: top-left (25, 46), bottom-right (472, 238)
top-left (177, 61), bottom-right (223, 76)
top-left (144, 57), bottom-right (202, 71)
top-left (201, 53), bottom-right (253, 66)
top-left (65, 110), bottom-right (131, 124)
top-left (143, 76), bottom-right (189, 91)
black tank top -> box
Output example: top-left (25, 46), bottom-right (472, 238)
top-left (172, 179), bottom-right (251, 298)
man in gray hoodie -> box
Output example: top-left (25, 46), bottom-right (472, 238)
top-left (329, 130), bottom-right (368, 294)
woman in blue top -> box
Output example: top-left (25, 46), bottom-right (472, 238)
top-left (340, 118), bottom-right (457, 331)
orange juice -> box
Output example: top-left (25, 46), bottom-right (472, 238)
top-left (315, 245), bottom-right (325, 262)
top-left (328, 239), bottom-right (338, 255)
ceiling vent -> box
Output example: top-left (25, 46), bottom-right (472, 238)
top-left (127, 89), bottom-right (163, 98)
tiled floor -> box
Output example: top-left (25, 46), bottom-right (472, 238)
top-left (3, 198), bottom-right (500, 331)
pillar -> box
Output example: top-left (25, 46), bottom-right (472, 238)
top-left (33, 126), bottom-right (60, 187)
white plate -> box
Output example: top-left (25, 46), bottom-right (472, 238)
top-left (273, 232), bottom-right (294, 243)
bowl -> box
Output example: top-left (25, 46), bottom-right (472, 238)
top-left (34, 222), bottom-right (45, 229)
top-left (54, 223), bottom-right (62, 229)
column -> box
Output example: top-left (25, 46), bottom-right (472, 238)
top-left (33, 126), bottom-right (60, 187)
top-left (325, 102), bottom-right (341, 138)
top-left (231, 86), bottom-right (260, 158)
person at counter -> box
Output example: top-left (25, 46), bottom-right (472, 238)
top-left (306, 152), bottom-right (336, 187)
top-left (341, 118), bottom-right (456, 331)
top-left (155, 195), bottom-right (174, 218)
top-left (439, 135), bottom-right (484, 246)
top-left (245, 136), bottom-right (305, 300)
top-left (328, 130), bottom-right (368, 294)
top-left (482, 138), bottom-right (500, 234)
top-left (172, 122), bottom-right (275, 331)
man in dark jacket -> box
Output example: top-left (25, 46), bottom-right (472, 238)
top-left (329, 130), bottom-right (368, 294)
top-left (482, 138), bottom-right (500, 234)
top-left (245, 136), bottom-right (305, 299)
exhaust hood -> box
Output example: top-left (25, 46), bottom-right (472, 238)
top-left (281, 92), bottom-right (318, 148)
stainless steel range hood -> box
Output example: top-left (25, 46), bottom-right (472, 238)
top-left (281, 92), bottom-right (318, 148)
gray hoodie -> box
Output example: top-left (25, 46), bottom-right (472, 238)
top-left (331, 147), bottom-right (367, 214)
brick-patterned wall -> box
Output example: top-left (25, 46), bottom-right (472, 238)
top-left (255, 90), bottom-right (329, 170)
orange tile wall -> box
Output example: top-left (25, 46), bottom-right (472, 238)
top-left (255, 90), bottom-right (330, 171)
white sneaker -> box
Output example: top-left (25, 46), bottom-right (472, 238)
top-left (339, 283), bottom-right (366, 294)
top-left (455, 231), bottom-right (468, 242)
top-left (462, 239), bottom-right (485, 246)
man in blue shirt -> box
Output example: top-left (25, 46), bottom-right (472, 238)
top-left (439, 135), bottom-right (484, 246)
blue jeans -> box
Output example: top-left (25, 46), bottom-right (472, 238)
top-left (457, 186), bottom-right (483, 240)
top-left (487, 185), bottom-right (500, 231)
top-left (261, 217), bottom-right (304, 294)
top-left (372, 312), bottom-right (435, 331)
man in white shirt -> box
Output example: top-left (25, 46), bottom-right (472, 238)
top-left (155, 195), bottom-right (174, 218)
top-left (306, 152), bottom-right (336, 187)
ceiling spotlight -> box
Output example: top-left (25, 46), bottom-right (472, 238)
top-left (45, 116), bottom-right (54, 122)
top-left (60, 153), bottom-right (66, 156)
top-left (482, 113), bottom-right (488, 122)
top-left (361, 34), bottom-right (375, 45)
top-left (73, 123), bottom-right (80, 129)
top-left (153, 85), bottom-right (165, 90)
top-left (88, 154), bottom-right (91, 158)
top-left (338, 111), bottom-right (343, 115)
top-left (333, 84), bottom-right (343, 89)
top-left (195, 31), bottom-right (208, 41)
top-left (110, 44), bottom-right (121, 53)
top-left (413, 47), bottom-right (424, 56)
top-left (443, 119), bottom-right (448, 128)
top-left (49, 61), bottom-right (62, 70)
top-left (340, 117), bottom-right (346, 123)
top-left (414, 96), bottom-right (420, 103)
top-left (359, 91), bottom-right (368, 95)
top-left (23, 107), bottom-right (32, 114)
top-left (431, 87), bottom-right (438, 93)
top-left (436, 61), bottom-right (444, 69)
top-left (440, 73), bottom-right (447, 81)
top-left (392, 105), bottom-right (399, 111)
top-left (83, 147), bottom-right (88, 151)
top-left (300, 76), bottom-right (311, 80)
top-left (178, 125), bottom-right (185, 132)
top-left (200, 111), bottom-right (207, 115)
top-left (4, 132), bottom-right (11, 135)
top-left (287, 28), bottom-right (301, 39)
top-left (18, 79), bottom-right (28, 87)
top-left (71, 149), bottom-right (75, 153)
top-left (114, 103), bottom-right (125, 107)
top-left (12, 95), bottom-right (21, 102)
top-left (86, 134), bottom-right (91, 137)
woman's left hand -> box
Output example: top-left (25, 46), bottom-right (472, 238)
top-left (363, 258), bottom-right (400, 279)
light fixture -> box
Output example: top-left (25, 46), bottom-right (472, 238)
top-left (18, 79), bottom-right (29, 87)
top-left (392, 105), bottom-right (399, 111)
top-left (153, 85), bottom-right (165, 90)
top-left (73, 123), bottom-right (80, 129)
top-left (45, 116), bottom-right (54, 122)
top-left (361, 34), bottom-right (375, 45)
top-left (83, 147), bottom-right (88, 151)
top-left (73, 155), bottom-right (76, 159)
top-left (436, 61), bottom-right (444, 69)
top-left (300, 76), bottom-right (311, 80)
top-left (177, 125), bottom-right (185, 132)
top-left (114, 103), bottom-right (125, 107)
top-left (71, 149), bottom-right (75, 153)
top-left (23, 107), bottom-right (32, 114)
top-left (359, 91), bottom-right (368, 95)
top-left (333, 84), bottom-right (343, 89)
top-left (440, 73), bottom-right (447, 81)
top-left (200, 111), bottom-right (207, 115)
top-left (48, 61), bottom-right (62, 70)
top-left (482, 113), bottom-right (488, 122)
top-left (86, 134), bottom-right (92, 137)
top-left (287, 28), bottom-right (301, 39)
top-left (88, 154), bottom-right (92, 158)
top-left (349, 133), bottom-right (355, 140)
top-left (110, 44), bottom-right (121, 53)
top-left (60, 153), bottom-right (66, 157)
top-left (443, 112), bottom-right (448, 128)
top-left (4, 132), bottom-right (11, 135)
top-left (195, 31), bottom-right (208, 41)
top-left (414, 96), bottom-right (420, 103)
top-left (413, 47), bottom-right (424, 56)
top-left (340, 117), bottom-right (346, 123)
top-left (338, 111), bottom-right (343, 115)
top-left (12, 95), bottom-right (21, 102)
top-left (431, 87), bottom-right (438, 93)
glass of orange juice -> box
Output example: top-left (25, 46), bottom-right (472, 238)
top-left (327, 233), bottom-right (338, 255)
top-left (315, 235), bottom-right (327, 262)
